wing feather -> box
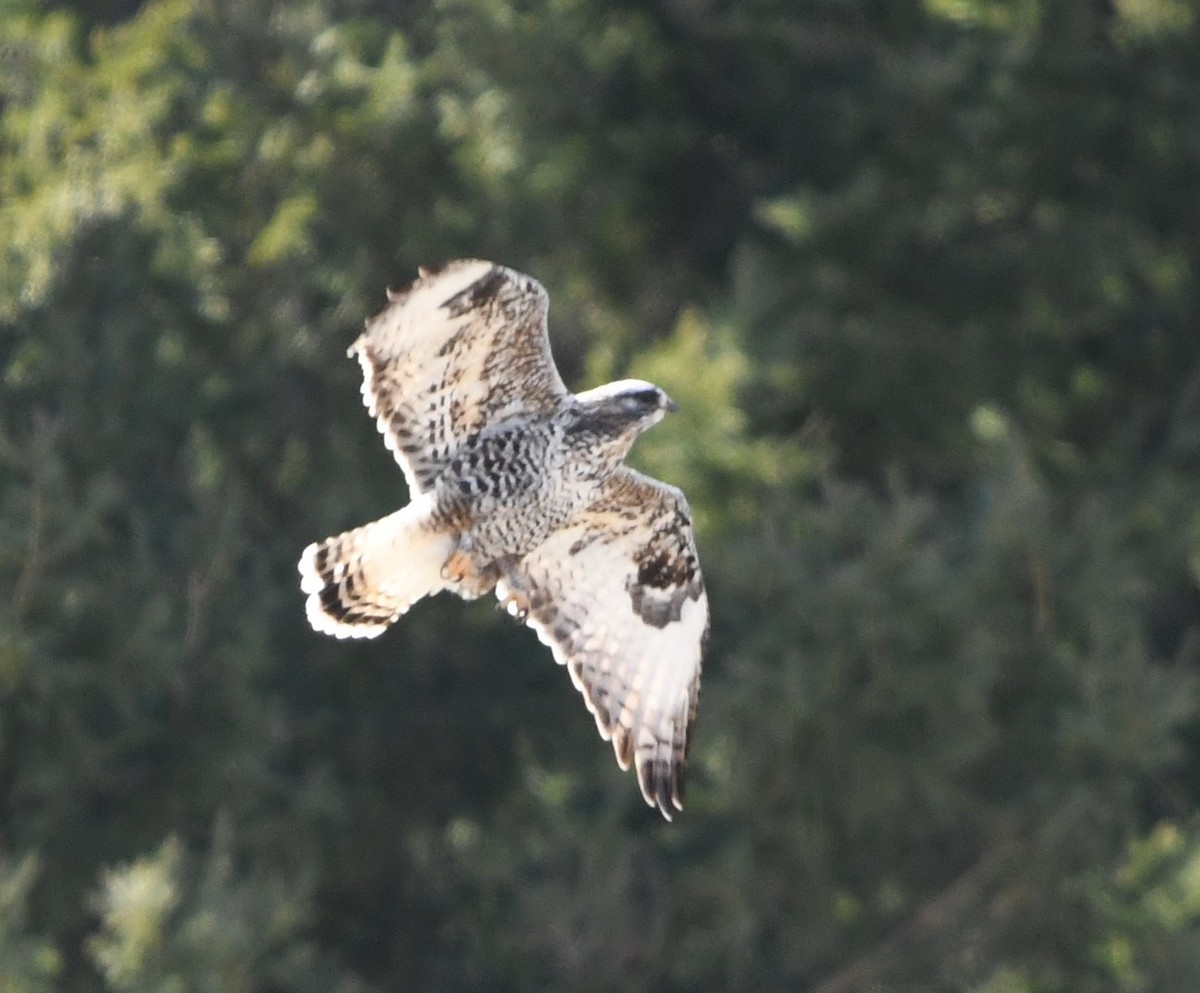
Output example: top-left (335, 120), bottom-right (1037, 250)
top-left (499, 468), bottom-right (708, 819)
top-left (350, 260), bottom-right (568, 493)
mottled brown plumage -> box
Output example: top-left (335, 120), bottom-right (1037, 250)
top-left (299, 260), bottom-right (708, 818)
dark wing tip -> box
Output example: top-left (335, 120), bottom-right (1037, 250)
top-left (612, 723), bottom-right (635, 771)
top-left (638, 754), bottom-right (681, 821)
top-left (655, 761), bottom-right (675, 818)
top-left (672, 767), bottom-right (685, 811)
top-left (636, 738), bottom-right (687, 821)
top-left (415, 259), bottom-right (488, 281)
top-left (442, 264), bottom-right (509, 318)
top-left (384, 267), bottom-right (426, 304)
top-left (381, 259), bottom-right (487, 304)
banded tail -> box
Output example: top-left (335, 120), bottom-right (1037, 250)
top-left (299, 495), bottom-right (456, 639)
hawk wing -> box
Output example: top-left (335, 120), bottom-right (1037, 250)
top-left (350, 260), bottom-right (568, 493)
top-left (498, 467), bottom-right (709, 819)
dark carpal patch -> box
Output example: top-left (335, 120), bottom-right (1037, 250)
top-left (635, 533), bottom-right (698, 591)
top-left (627, 579), bottom-right (697, 628)
top-left (625, 514), bottom-right (702, 627)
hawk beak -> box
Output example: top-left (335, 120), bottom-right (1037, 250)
top-left (663, 395), bottom-right (680, 414)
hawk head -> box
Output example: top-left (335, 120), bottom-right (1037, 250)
top-left (570, 379), bottom-right (679, 446)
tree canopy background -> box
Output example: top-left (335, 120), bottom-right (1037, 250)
top-left (3, 0), bottom-right (1200, 990)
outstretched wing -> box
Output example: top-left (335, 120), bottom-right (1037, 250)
top-left (498, 467), bottom-right (708, 819)
top-left (350, 260), bottom-right (568, 493)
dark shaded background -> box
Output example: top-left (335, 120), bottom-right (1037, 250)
top-left (3, 0), bottom-right (1200, 989)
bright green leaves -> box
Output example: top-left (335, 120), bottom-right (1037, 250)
top-left (1089, 821), bottom-right (1200, 992)
top-left (89, 825), bottom-right (334, 993)
top-left (0, 856), bottom-right (60, 993)
top-left (0, 1), bottom-right (215, 318)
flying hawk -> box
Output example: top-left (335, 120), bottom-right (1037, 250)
top-left (299, 260), bottom-right (708, 818)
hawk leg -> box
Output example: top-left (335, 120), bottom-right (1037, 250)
top-left (441, 539), bottom-right (501, 600)
top-left (441, 548), bottom-right (473, 584)
top-left (497, 586), bottom-right (531, 621)
top-left (494, 568), bottom-right (533, 621)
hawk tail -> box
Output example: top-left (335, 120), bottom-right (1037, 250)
top-left (299, 496), bottom-right (456, 639)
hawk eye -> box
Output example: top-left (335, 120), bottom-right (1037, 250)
top-left (631, 388), bottom-right (661, 407)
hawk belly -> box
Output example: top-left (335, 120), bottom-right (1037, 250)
top-left (434, 419), bottom-right (604, 564)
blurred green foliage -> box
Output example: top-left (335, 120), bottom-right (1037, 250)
top-left (2, 0), bottom-right (1200, 990)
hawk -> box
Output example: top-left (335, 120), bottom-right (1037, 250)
top-left (299, 260), bottom-right (708, 818)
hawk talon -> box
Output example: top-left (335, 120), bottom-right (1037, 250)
top-left (443, 547), bottom-right (502, 599)
top-left (497, 588), bottom-right (531, 621)
top-left (441, 549), bottom-right (472, 584)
